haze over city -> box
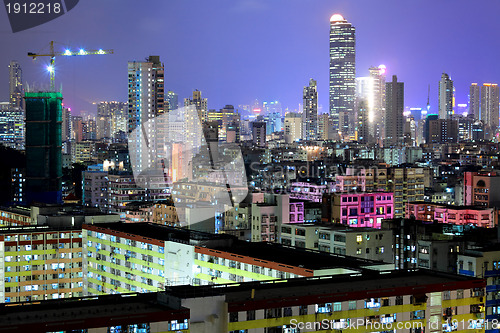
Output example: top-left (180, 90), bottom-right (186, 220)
top-left (1, 0), bottom-right (500, 114)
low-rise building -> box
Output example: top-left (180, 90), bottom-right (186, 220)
top-left (82, 170), bottom-right (108, 211)
top-left (82, 222), bottom-right (388, 296)
top-left (406, 202), bottom-right (496, 228)
top-left (326, 192), bottom-right (394, 228)
top-left (279, 223), bottom-right (393, 263)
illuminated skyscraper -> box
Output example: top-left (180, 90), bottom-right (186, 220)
top-left (9, 61), bottom-right (23, 110)
top-left (96, 101), bottom-right (127, 140)
top-left (438, 73), bottom-right (454, 119)
top-left (184, 90), bottom-right (207, 123)
top-left (0, 102), bottom-right (24, 150)
top-left (481, 83), bottom-right (499, 138)
top-left (318, 113), bottom-right (333, 141)
top-left (61, 106), bottom-right (71, 143)
top-left (329, 14), bottom-right (355, 137)
top-left (252, 121), bottom-right (266, 147)
top-left (385, 75), bottom-right (404, 146)
top-left (284, 112), bottom-right (302, 143)
top-left (302, 78), bottom-right (318, 141)
top-left (369, 65), bottom-right (386, 140)
top-left (356, 100), bottom-right (369, 143)
top-left (128, 56), bottom-right (165, 172)
top-left (166, 91), bottom-right (178, 111)
top-left (469, 83), bottom-right (480, 119)
top-left (356, 65), bottom-right (386, 143)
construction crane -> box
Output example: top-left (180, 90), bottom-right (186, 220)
top-left (28, 41), bottom-right (113, 91)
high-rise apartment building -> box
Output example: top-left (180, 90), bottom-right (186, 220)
top-left (128, 56), bottom-right (165, 173)
top-left (284, 112), bottom-right (302, 143)
top-left (302, 78), bottom-right (318, 141)
top-left (317, 113), bottom-right (333, 141)
top-left (96, 101), bottom-right (127, 140)
top-left (356, 100), bottom-right (369, 143)
top-left (0, 102), bottom-right (24, 150)
top-left (356, 67), bottom-right (387, 143)
top-left (61, 106), bottom-right (71, 143)
top-left (481, 83), bottom-right (499, 138)
top-left (385, 75), bottom-right (404, 146)
top-left (439, 73), bottom-right (454, 119)
top-left (8, 61), bottom-right (23, 110)
top-left (369, 65), bottom-right (386, 140)
top-left (184, 89), bottom-right (207, 123)
top-left (206, 105), bottom-right (239, 141)
top-left (469, 83), bottom-right (480, 119)
top-left (252, 121), bottom-right (266, 147)
top-left (166, 90), bottom-right (178, 111)
top-left (329, 14), bottom-right (355, 136)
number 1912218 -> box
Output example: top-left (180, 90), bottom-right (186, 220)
top-left (5, 2), bottom-right (62, 14)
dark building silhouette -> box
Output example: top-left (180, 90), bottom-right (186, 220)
top-left (385, 75), bottom-right (404, 146)
top-left (24, 92), bottom-right (63, 204)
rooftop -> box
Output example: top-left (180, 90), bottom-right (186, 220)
top-left (330, 14), bottom-right (346, 22)
top-left (209, 241), bottom-right (384, 271)
top-left (87, 223), bottom-right (385, 271)
top-left (0, 292), bottom-right (187, 332)
top-left (0, 206), bottom-right (31, 216)
top-left (0, 270), bottom-right (483, 332)
top-left (407, 201), bottom-right (493, 211)
top-left (168, 269), bottom-right (484, 303)
top-left (0, 225), bottom-right (80, 235)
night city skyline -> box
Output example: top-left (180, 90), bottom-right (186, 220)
top-left (2, 0), bottom-right (500, 115)
top-left (3, 1), bottom-right (500, 331)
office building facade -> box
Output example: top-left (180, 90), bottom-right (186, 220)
top-left (329, 14), bottom-right (356, 136)
top-left (302, 78), bottom-right (318, 141)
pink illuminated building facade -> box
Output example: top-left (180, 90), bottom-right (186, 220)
top-left (406, 202), bottom-right (496, 228)
top-left (330, 192), bottom-right (394, 228)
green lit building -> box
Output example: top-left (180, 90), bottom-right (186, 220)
top-left (24, 92), bottom-right (63, 204)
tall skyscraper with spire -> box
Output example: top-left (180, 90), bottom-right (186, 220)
top-left (302, 78), bottom-right (318, 141)
top-left (438, 73), bottom-right (454, 119)
top-left (329, 14), bottom-right (356, 138)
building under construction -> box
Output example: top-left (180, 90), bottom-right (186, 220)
top-left (24, 92), bottom-right (62, 204)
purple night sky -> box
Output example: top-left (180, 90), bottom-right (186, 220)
top-left (1, 0), bottom-right (500, 115)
